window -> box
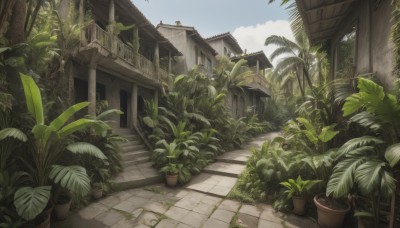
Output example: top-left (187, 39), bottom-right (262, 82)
top-left (206, 57), bottom-right (212, 70)
top-left (200, 51), bottom-right (205, 65)
top-left (195, 46), bottom-right (199, 64)
top-left (224, 47), bottom-right (228, 55)
top-left (335, 23), bottom-right (357, 78)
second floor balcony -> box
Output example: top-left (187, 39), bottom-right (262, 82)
top-left (80, 22), bottom-right (169, 84)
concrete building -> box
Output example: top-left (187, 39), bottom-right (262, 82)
top-left (205, 33), bottom-right (272, 117)
top-left (157, 23), bottom-right (218, 74)
top-left (73, 0), bottom-right (181, 130)
top-left (295, 0), bottom-right (395, 89)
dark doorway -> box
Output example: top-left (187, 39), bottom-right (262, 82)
top-left (120, 90), bottom-right (128, 128)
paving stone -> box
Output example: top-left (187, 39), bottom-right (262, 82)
top-left (95, 209), bottom-right (125, 227)
top-left (155, 218), bottom-right (180, 228)
top-left (204, 162), bottom-right (246, 177)
top-left (135, 211), bottom-right (160, 227)
top-left (136, 189), bottom-right (156, 199)
top-left (78, 202), bottom-right (109, 219)
top-left (143, 201), bottom-right (169, 214)
top-left (260, 205), bottom-right (283, 224)
top-left (201, 218), bottom-right (229, 228)
top-left (174, 189), bottom-right (190, 198)
top-left (115, 191), bottom-right (133, 200)
top-left (165, 206), bottom-right (190, 221)
top-left (113, 200), bottom-right (141, 213)
top-left (176, 223), bottom-right (192, 228)
top-left (200, 195), bottom-right (222, 206)
top-left (111, 219), bottom-right (136, 228)
top-left (179, 211), bottom-right (208, 228)
top-left (151, 193), bottom-right (167, 201)
top-left (239, 204), bottom-right (262, 218)
top-left (127, 195), bottom-right (149, 206)
top-left (237, 213), bottom-right (259, 228)
top-left (98, 195), bottom-right (121, 207)
top-left (259, 219), bottom-right (284, 228)
top-left (282, 214), bottom-right (319, 228)
top-left (210, 208), bottom-right (235, 223)
top-left (208, 185), bottom-right (231, 197)
top-left (218, 199), bottom-right (241, 212)
top-left (175, 198), bottom-right (199, 210)
top-left (192, 203), bottom-right (215, 215)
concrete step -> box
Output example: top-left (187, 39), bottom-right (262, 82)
top-left (119, 135), bottom-right (140, 141)
top-left (112, 162), bottom-right (162, 191)
top-left (113, 128), bottom-right (134, 135)
top-left (120, 140), bottom-right (142, 147)
top-left (122, 150), bottom-right (151, 160)
top-left (185, 173), bottom-right (237, 197)
top-left (123, 156), bottom-right (151, 167)
top-left (215, 150), bottom-right (251, 165)
top-left (122, 144), bottom-right (147, 152)
top-left (203, 162), bottom-right (246, 178)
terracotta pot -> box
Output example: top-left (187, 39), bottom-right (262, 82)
top-left (35, 213), bottom-right (50, 228)
top-left (92, 188), bottom-right (103, 199)
top-left (314, 194), bottom-right (350, 228)
top-left (166, 174), bottom-right (178, 187)
top-left (292, 196), bottom-right (306, 215)
top-left (54, 198), bottom-right (72, 220)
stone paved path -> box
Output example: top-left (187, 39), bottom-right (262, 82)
top-left (54, 132), bottom-right (318, 228)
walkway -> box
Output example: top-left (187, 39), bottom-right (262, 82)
top-left (54, 132), bottom-right (318, 228)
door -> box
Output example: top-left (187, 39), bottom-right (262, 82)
top-left (120, 90), bottom-right (128, 128)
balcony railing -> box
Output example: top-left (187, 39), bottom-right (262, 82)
top-left (81, 22), bottom-right (164, 83)
top-left (247, 66), bottom-right (270, 89)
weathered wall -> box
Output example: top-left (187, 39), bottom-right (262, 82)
top-left (330, 0), bottom-right (394, 89)
top-left (157, 27), bottom-right (188, 74)
top-left (185, 34), bottom-right (216, 71)
top-left (207, 39), bottom-right (241, 57)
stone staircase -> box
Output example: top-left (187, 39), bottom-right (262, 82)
top-left (112, 128), bottom-right (162, 190)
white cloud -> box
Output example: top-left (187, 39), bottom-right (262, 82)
top-left (232, 20), bottom-right (294, 67)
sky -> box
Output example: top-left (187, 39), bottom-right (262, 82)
top-left (132, 0), bottom-right (295, 65)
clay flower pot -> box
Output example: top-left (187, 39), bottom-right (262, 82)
top-left (92, 188), bottom-right (103, 199)
top-left (166, 174), bottom-right (178, 187)
top-left (292, 196), bottom-right (306, 215)
top-left (314, 194), bottom-right (350, 228)
top-left (54, 197), bottom-right (72, 220)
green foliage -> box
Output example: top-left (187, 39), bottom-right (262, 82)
top-left (280, 176), bottom-right (321, 198)
top-left (13, 186), bottom-right (51, 221)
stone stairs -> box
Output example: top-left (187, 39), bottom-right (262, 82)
top-left (112, 128), bottom-right (162, 190)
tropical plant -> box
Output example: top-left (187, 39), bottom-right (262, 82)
top-left (160, 163), bottom-right (179, 175)
top-left (13, 73), bottom-right (107, 221)
top-left (326, 78), bottom-right (400, 226)
top-left (280, 176), bottom-right (321, 198)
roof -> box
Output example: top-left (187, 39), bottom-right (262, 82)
top-left (295, 0), bottom-right (360, 44)
top-left (90, 0), bottom-right (182, 56)
top-left (157, 24), bottom-right (218, 56)
top-left (231, 51), bottom-right (273, 69)
top-left (205, 32), bottom-right (243, 54)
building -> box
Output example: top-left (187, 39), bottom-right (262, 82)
top-left (73, 0), bottom-right (181, 130)
top-left (205, 33), bottom-right (272, 117)
top-left (295, 0), bottom-right (394, 88)
top-left (157, 23), bottom-right (217, 74)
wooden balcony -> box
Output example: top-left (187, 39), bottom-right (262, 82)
top-left (246, 67), bottom-right (270, 96)
top-left (80, 22), bottom-right (165, 84)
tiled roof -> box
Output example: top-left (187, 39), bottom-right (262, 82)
top-left (231, 51), bottom-right (272, 68)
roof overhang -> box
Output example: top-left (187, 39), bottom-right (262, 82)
top-left (295, 0), bottom-right (360, 44)
top-left (245, 83), bottom-right (271, 97)
top-left (158, 24), bottom-right (218, 56)
top-left (205, 32), bottom-right (244, 54)
top-left (231, 51), bottom-right (272, 69)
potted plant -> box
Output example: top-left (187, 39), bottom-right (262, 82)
top-left (160, 163), bottom-right (179, 187)
top-left (280, 176), bottom-right (320, 215)
top-left (13, 74), bottom-right (108, 225)
top-left (54, 189), bottom-right (72, 220)
top-left (92, 182), bottom-right (104, 199)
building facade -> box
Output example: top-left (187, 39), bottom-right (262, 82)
top-left (70, 0), bottom-right (181, 130)
top-left (296, 0), bottom-right (394, 88)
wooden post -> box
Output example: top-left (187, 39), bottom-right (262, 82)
top-left (168, 50), bottom-right (172, 74)
top-left (131, 83), bottom-right (138, 127)
top-left (256, 59), bottom-right (260, 76)
top-left (88, 64), bottom-right (97, 116)
top-left (154, 42), bottom-right (160, 80)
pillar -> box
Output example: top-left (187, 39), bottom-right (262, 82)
top-left (88, 64), bottom-right (97, 116)
top-left (154, 89), bottom-right (159, 107)
top-left (256, 59), bottom-right (260, 76)
top-left (168, 51), bottom-right (172, 74)
top-left (108, 0), bottom-right (115, 27)
top-left (79, 0), bottom-right (84, 26)
top-left (131, 83), bottom-right (138, 127)
top-left (252, 92), bottom-right (256, 115)
top-left (154, 42), bottom-right (160, 77)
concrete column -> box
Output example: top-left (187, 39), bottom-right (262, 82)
top-left (88, 64), bottom-right (97, 116)
top-left (78, 0), bottom-right (84, 26)
top-left (108, 0), bottom-right (115, 26)
top-left (168, 51), bottom-right (172, 74)
top-left (154, 42), bottom-right (160, 79)
top-left (252, 92), bottom-right (256, 115)
top-left (256, 59), bottom-right (260, 76)
top-left (131, 83), bottom-right (138, 127)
